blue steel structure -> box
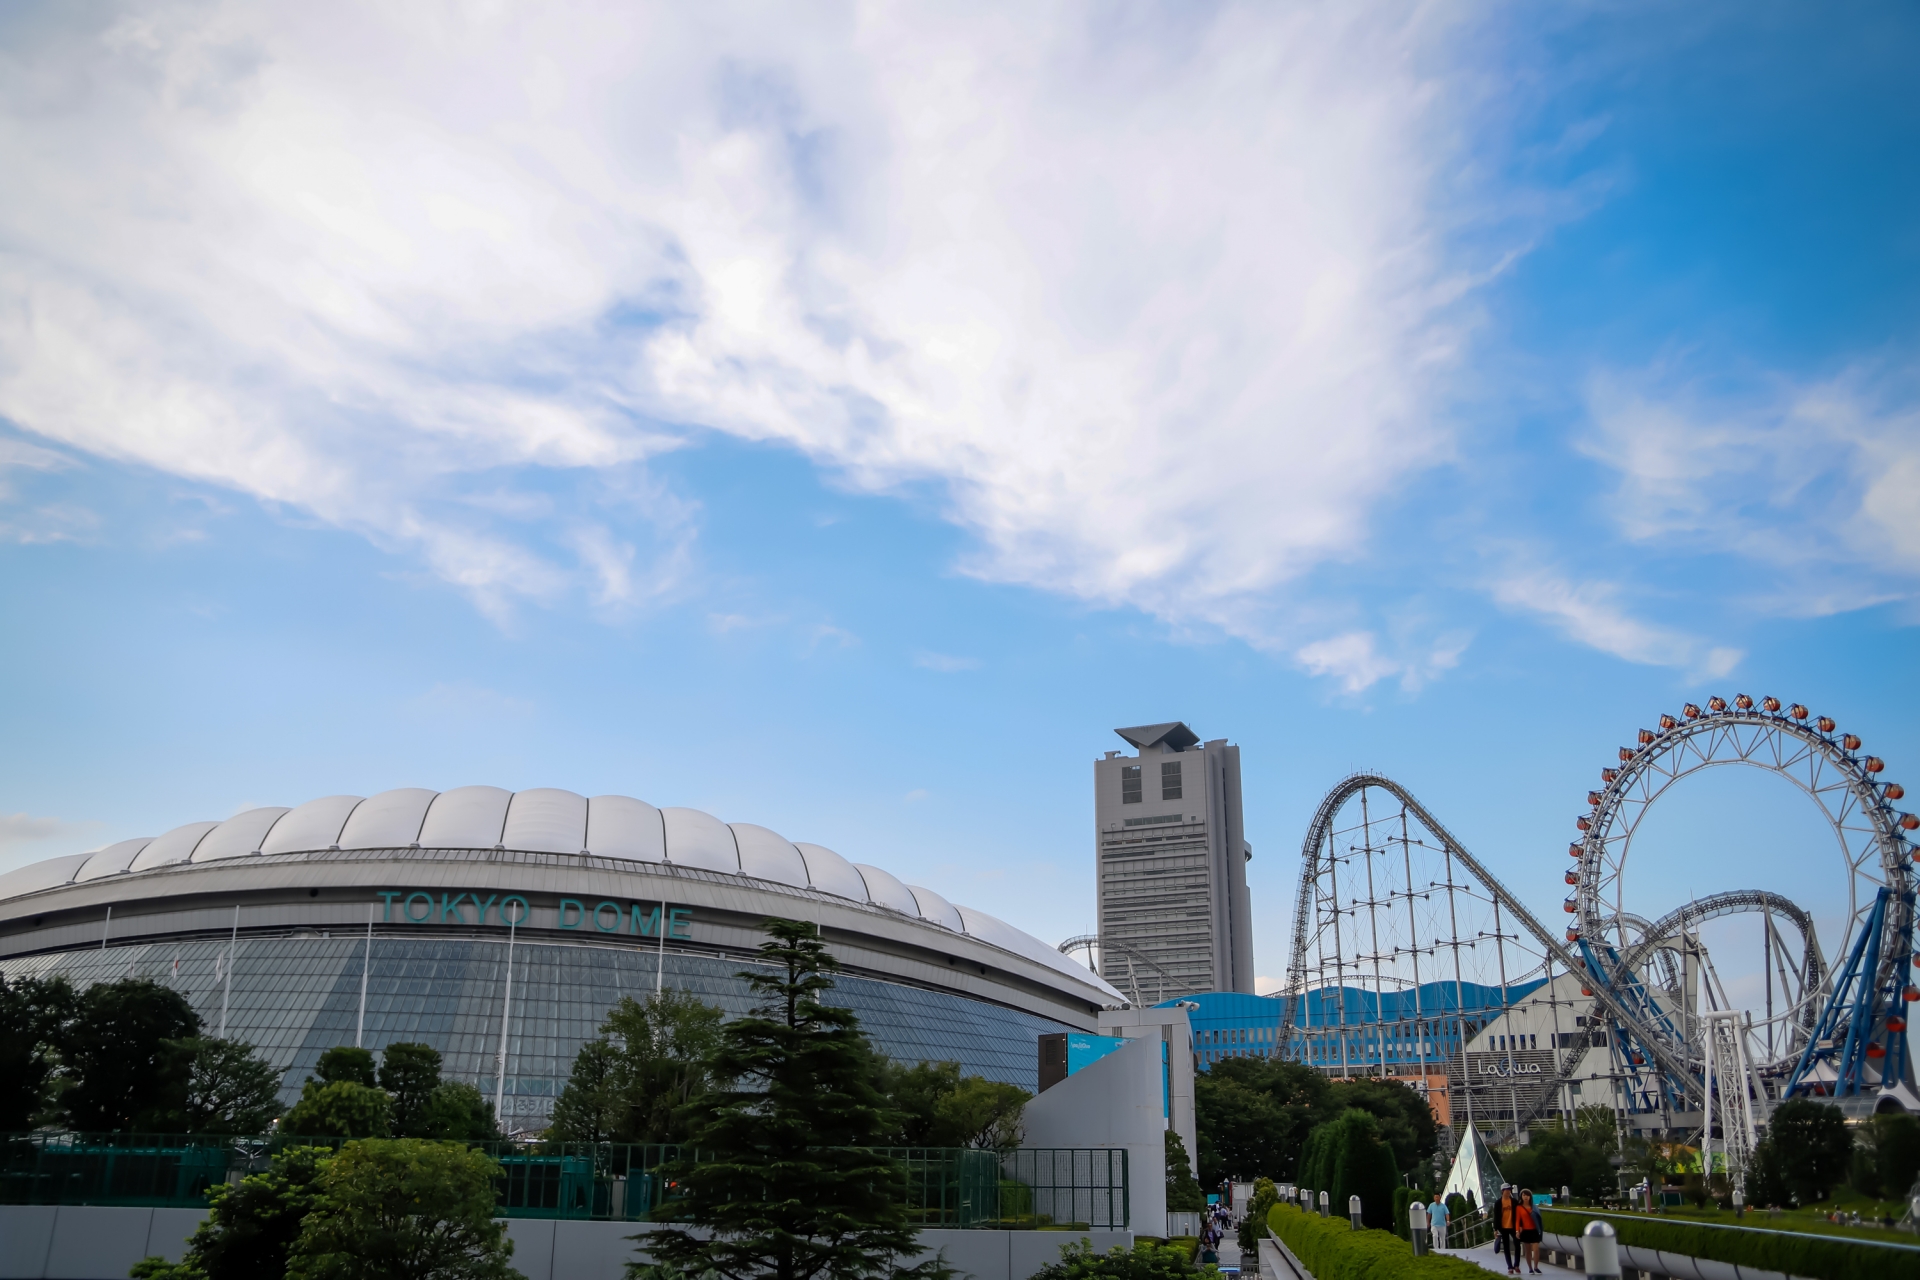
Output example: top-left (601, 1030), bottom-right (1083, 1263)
top-left (1163, 980), bottom-right (1543, 1073)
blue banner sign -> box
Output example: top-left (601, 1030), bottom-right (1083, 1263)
top-left (375, 891), bottom-right (692, 938)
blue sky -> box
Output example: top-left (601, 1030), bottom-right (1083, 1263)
top-left (1, 3), bottom-right (1916, 1003)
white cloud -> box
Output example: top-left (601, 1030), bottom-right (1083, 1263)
top-left (0, 3), bottom-right (1486, 637)
top-left (913, 651), bottom-right (981, 673)
top-left (0, 812), bottom-right (72, 848)
top-left (1294, 627), bottom-right (1470, 693)
top-left (1582, 364), bottom-right (1920, 614)
top-left (1490, 566), bottom-right (1742, 678)
top-left (1254, 974), bottom-right (1285, 996)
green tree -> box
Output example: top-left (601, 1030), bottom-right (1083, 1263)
top-left (63, 978), bottom-right (200, 1131)
top-left (1768, 1098), bottom-right (1853, 1204)
top-left (643, 918), bottom-right (946, 1280)
top-left (1193, 1058), bottom-right (1330, 1185)
top-left (1029, 1239), bottom-right (1209, 1280)
top-left (871, 1060), bottom-right (1028, 1151)
top-left (314, 1047), bottom-right (378, 1088)
top-left (1296, 1109), bottom-right (1398, 1230)
top-left (421, 1082), bottom-right (500, 1141)
top-left (0, 973), bottom-right (76, 1131)
top-left (550, 1038), bottom-right (626, 1143)
top-left (1235, 1177), bottom-right (1277, 1250)
top-left (1745, 1136), bottom-right (1791, 1208)
top-left (1877, 1112), bottom-right (1920, 1198)
top-left (282, 1080), bottom-right (393, 1138)
top-left (1165, 1130), bottom-right (1205, 1212)
top-left (1323, 1078), bottom-right (1436, 1175)
top-left (378, 1042), bottom-right (446, 1138)
top-left (166, 1038), bottom-right (284, 1134)
top-left (601, 989), bottom-right (727, 1143)
top-left (287, 1139), bottom-right (516, 1280)
top-left (132, 1144), bottom-right (334, 1280)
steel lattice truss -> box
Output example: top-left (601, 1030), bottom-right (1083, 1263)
top-left (1572, 700), bottom-right (1916, 1106)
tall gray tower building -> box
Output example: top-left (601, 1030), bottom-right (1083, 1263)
top-left (1093, 723), bottom-right (1254, 1001)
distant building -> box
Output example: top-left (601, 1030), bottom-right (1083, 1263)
top-left (1094, 723), bottom-right (1253, 999)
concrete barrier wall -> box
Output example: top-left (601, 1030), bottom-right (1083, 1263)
top-left (0, 1207), bottom-right (1130, 1280)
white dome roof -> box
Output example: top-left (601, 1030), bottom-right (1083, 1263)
top-left (0, 787), bottom-right (1117, 999)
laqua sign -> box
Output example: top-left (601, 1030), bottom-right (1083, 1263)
top-left (376, 891), bottom-right (692, 938)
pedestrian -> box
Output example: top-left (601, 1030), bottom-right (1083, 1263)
top-left (1427, 1192), bottom-right (1450, 1251)
top-left (1516, 1188), bottom-right (1543, 1274)
top-left (1495, 1185), bottom-right (1519, 1275)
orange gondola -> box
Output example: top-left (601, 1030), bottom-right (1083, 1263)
top-left (1762, 696), bottom-right (1781, 712)
top-left (1843, 734), bottom-right (1862, 751)
top-left (1818, 716), bottom-right (1836, 733)
top-left (1708, 697), bottom-right (1727, 712)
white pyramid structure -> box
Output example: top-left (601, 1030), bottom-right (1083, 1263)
top-left (1441, 1125), bottom-right (1505, 1211)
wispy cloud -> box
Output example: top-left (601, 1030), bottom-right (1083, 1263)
top-left (913, 651), bottom-right (981, 673)
top-left (0, 812), bottom-right (99, 856)
top-left (1582, 363), bottom-right (1920, 615)
top-left (0, 3), bottom-right (1493, 644)
top-left (1490, 566), bottom-right (1742, 679)
top-left (1294, 628), bottom-right (1469, 694)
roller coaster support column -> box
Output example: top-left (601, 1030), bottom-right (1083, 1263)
top-left (1785, 886), bottom-right (1916, 1099)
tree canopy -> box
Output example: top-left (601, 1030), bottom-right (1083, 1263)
top-left (643, 918), bottom-right (947, 1280)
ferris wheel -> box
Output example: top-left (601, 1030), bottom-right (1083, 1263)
top-left (1567, 695), bottom-right (1918, 1109)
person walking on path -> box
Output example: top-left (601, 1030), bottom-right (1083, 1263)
top-left (1427, 1192), bottom-right (1450, 1251)
top-left (1515, 1189), bottom-right (1543, 1274)
top-left (1494, 1185), bottom-right (1520, 1275)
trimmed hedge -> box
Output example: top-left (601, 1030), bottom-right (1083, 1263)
top-left (1266, 1204), bottom-right (1488, 1280)
top-left (1538, 1208), bottom-right (1920, 1280)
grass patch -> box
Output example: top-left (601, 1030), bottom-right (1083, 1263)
top-left (1539, 1207), bottom-right (1920, 1280)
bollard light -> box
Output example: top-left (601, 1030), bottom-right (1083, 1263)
top-left (1582, 1220), bottom-right (1621, 1280)
top-left (1349, 1194), bottom-right (1363, 1229)
top-left (1409, 1200), bottom-right (1429, 1256)
top-left (1732, 1188), bottom-right (1744, 1219)
top-left (1318, 1190), bottom-right (1330, 1218)
top-left (1561, 1185), bottom-right (1570, 1205)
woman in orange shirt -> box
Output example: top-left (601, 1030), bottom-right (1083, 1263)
top-left (1514, 1188), bottom-right (1544, 1274)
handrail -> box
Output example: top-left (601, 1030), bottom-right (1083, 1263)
top-left (1560, 1208), bottom-right (1920, 1254)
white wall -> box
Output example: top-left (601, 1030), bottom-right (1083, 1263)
top-left (1022, 1031), bottom-right (1168, 1232)
top-left (0, 1208), bottom-right (1127, 1280)
top-left (1097, 1003), bottom-right (1197, 1178)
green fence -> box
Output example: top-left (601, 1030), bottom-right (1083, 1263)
top-left (0, 1135), bottom-right (1127, 1229)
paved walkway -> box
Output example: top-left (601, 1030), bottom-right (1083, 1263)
top-left (1432, 1240), bottom-right (1570, 1275)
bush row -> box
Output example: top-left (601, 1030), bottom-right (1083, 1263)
top-left (1538, 1208), bottom-right (1920, 1280)
top-left (1266, 1204), bottom-right (1487, 1280)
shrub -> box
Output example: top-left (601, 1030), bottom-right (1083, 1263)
top-left (1266, 1203), bottom-right (1489, 1280)
top-left (1029, 1238), bottom-right (1214, 1280)
top-left (1537, 1209), bottom-right (1920, 1280)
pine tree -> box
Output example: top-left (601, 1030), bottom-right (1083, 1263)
top-left (641, 919), bottom-right (948, 1280)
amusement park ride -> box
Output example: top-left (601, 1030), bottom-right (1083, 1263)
top-left (1276, 696), bottom-right (1917, 1184)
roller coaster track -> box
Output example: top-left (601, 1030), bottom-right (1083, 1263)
top-left (1281, 773), bottom-right (1702, 1120)
top-left (1057, 933), bottom-right (1183, 1004)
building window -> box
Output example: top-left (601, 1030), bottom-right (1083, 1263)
top-left (1161, 760), bottom-right (1182, 800)
top-left (1121, 765), bottom-right (1142, 803)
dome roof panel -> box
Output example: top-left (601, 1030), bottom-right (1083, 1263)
top-left (418, 786), bottom-right (512, 849)
top-left (853, 863), bottom-right (918, 915)
top-left (793, 843), bottom-right (867, 901)
top-left (502, 789), bottom-right (588, 855)
top-left (73, 838), bottom-right (155, 882)
top-left (661, 807), bottom-right (739, 873)
top-left (729, 824), bottom-right (810, 889)
top-left (955, 904), bottom-right (1126, 1001)
top-left (0, 852), bottom-right (95, 900)
top-left (907, 884), bottom-right (964, 932)
top-left (128, 821), bottom-right (222, 872)
top-left (191, 808), bottom-right (293, 863)
top-left (585, 795), bottom-right (665, 861)
top-left (259, 796), bottom-right (364, 854)
top-left (337, 789), bottom-right (437, 850)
